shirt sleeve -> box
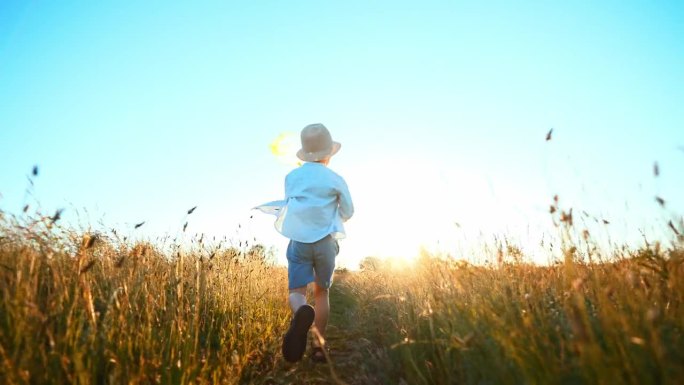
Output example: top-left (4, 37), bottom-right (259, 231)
top-left (337, 177), bottom-right (354, 222)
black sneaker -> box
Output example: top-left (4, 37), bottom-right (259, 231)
top-left (282, 305), bottom-right (315, 362)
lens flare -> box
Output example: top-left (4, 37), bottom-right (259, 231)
top-left (270, 132), bottom-right (301, 166)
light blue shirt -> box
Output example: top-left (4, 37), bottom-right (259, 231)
top-left (256, 162), bottom-right (354, 243)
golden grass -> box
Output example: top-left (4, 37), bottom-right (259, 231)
top-left (0, 213), bottom-right (290, 384)
top-left (345, 245), bottom-right (684, 384)
top-left (1, 210), bottom-right (683, 384)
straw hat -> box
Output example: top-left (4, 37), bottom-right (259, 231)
top-left (296, 123), bottom-right (341, 162)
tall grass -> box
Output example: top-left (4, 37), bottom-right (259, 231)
top-left (2, 207), bottom-right (683, 384)
top-left (344, 242), bottom-right (684, 384)
top-left (0, 212), bottom-right (290, 384)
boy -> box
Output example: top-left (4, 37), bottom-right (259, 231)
top-left (259, 123), bottom-right (353, 363)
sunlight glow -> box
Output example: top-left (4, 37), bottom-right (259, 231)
top-left (342, 157), bottom-right (462, 264)
top-left (341, 157), bottom-right (555, 267)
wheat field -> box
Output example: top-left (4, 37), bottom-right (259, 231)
top-left (1, 210), bottom-right (683, 384)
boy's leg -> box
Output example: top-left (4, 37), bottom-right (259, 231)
top-left (284, 283), bottom-right (315, 363)
top-left (286, 240), bottom-right (314, 313)
top-left (282, 297), bottom-right (315, 362)
top-left (311, 236), bottom-right (338, 349)
top-left (283, 240), bottom-right (316, 362)
top-left (312, 282), bottom-right (329, 346)
top-left (289, 286), bottom-right (307, 313)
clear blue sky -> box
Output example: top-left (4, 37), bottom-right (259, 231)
top-left (1, 1), bottom-right (683, 267)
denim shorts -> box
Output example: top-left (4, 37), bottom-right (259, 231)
top-left (286, 235), bottom-right (339, 290)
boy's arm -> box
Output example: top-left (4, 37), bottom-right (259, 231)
top-left (337, 178), bottom-right (354, 222)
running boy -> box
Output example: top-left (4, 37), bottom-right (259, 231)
top-left (264, 123), bottom-right (354, 363)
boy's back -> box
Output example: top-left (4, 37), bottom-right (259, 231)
top-left (280, 162), bottom-right (353, 243)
